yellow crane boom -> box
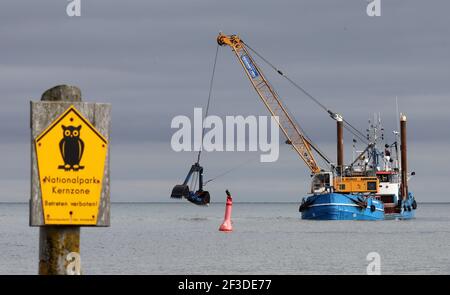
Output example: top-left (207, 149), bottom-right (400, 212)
top-left (217, 33), bottom-right (321, 174)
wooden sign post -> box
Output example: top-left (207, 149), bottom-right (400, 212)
top-left (30, 85), bottom-right (111, 274)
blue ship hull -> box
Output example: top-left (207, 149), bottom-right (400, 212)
top-left (300, 193), bottom-right (384, 220)
top-left (300, 193), bottom-right (416, 220)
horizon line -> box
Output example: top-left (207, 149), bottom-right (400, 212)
top-left (0, 201), bottom-right (449, 205)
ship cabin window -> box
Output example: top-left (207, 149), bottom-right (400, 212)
top-left (377, 173), bottom-right (399, 183)
top-left (391, 174), bottom-right (399, 183)
top-left (377, 174), bottom-right (391, 183)
top-left (312, 173), bottom-right (331, 193)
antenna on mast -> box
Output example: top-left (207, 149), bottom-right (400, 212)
top-left (396, 96), bottom-right (400, 132)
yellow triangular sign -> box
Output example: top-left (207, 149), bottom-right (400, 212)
top-left (35, 106), bottom-right (108, 225)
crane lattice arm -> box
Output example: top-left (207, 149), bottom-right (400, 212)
top-left (217, 33), bottom-right (321, 174)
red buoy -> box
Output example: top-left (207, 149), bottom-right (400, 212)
top-left (219, 190), bottom-right (233, 232)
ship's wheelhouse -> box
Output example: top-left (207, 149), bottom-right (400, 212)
top-left (376, 171), bottom-right (400, 204)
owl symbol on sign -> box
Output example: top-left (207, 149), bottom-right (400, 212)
top-left (58, 125), bottom-right (85, 171)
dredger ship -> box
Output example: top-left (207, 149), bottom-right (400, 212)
top-left (172, 33), bottom-right (417, 220)
top-left (299, 113), bottom-right (416, 220)
top-left (218, 33), bottom-right (417, 220)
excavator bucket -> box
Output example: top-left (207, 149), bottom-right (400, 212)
top-left (171, 162), bottom-right (210, 205)
top-left (186, 190), bottom-right (210, 206)
top-left (170, 184), bottom-right (190, 199)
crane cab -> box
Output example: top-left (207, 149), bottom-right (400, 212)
top-left (311, 172), bottom-right (334, 194)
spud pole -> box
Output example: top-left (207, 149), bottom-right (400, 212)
top-left (400, 114), bottom-right (408, 201)
top-left (336, 115), bottom-right (344, 174)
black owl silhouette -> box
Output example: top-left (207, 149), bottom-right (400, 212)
top-left (58, 125), bottom-right (85, 171)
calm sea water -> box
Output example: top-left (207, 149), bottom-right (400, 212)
top-left (0, 203), bottom-right (449, 275)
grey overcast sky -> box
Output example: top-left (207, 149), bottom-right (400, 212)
top-left (0, 0), bottom-right (449, 202)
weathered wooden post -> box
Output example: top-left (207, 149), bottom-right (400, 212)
top-left (30, 85), bottom-right (111, 275)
